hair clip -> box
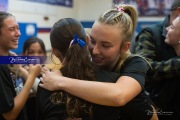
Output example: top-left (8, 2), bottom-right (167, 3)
top-left (117, 7), bottom-right (124, 12)
top-left (115, 5), bottom-right (124, 12)
top-left (72, 34), bottom-right (86, 48)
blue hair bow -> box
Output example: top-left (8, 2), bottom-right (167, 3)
top-left (72, 34), bottom-right (86, 48)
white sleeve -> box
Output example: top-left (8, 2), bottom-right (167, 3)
top-left (32, 77), bottom-right (40, 92)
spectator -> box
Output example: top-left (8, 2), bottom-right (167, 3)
top-left (22, 36), bottom-right (47, 120)
top-left (134, 0), bottom-right (180, 119)
top-left (0, 11), bottom-right (41, 120)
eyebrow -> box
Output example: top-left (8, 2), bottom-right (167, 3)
top-left (90, 35), bottom-right (111, 44)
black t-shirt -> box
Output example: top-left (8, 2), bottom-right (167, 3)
top-left (36, 56), bottom-right (153, 120)
top-left (0, 64), bottom-right (25, 120)
top-left (118, 56), bottom-right (153, 120)
top-left (36, 70), bottom-right (121, 120)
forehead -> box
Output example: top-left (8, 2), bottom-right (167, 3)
top-left (91, 21), bottom-right (122, 42)
top-left (173, 17), bottom-right (180, 26)
top-left (2, 16), bottom-right (18, 28)
top-left (28, 42), bottom-right (42, 49)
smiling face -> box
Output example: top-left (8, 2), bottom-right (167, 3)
top-left (165, 16), bottom-right (180, 47)
top-left (88, 21), bottom-right (128, 71)
top-left (25, 42), bottom-right (46, 56)
top-left (0, 16), bottom-right (20, 54)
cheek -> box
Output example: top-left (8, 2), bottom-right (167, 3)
top-left (39, 53), bottom-right (46, 56)
top-left (104, 48), bottom-right (120, 59)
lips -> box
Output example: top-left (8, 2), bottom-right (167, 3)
top-left (12, 39), bottom-right (18, 43)
top-left (92, 56), bottom-right (103, 63)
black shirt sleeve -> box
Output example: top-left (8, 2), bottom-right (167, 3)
top-left (120, 56), bottom-right (149, 89)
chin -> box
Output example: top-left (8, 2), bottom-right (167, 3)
top-left (164, 38), bottom-right (168, 44)
top-left (11, 46), bottom-right (18, 49)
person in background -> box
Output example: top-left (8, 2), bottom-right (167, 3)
top-left (165, 16), bottom-right (180, 53)
top-left (0, 11), bottom-right (41, 120)
top-left (21, 36), bottom-right (47, 120)
top-left (23, 36), bottom-right (46, 57)
top-left (22, 36), bottom-right (47, 84)
top-left (134, 0), bottom-right (180, 119)
top-left (40, 4), bottom-right (158, 120)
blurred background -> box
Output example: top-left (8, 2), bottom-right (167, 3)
top-left (0, 0), bottom-right (174, 54)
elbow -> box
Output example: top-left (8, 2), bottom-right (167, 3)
top-left (114, 97), bottom-right (127, 106)
top-left (113, 93), bottom-right (128, 106)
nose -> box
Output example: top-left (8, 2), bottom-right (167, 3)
top-left (166, 26), bottom-right (170, 32)
top-left (92, 45), bottom-right (100, 55)
top-left (15, 29), bottom-right (21, 37)
top-left (34, 53), bottom-right (40, 56)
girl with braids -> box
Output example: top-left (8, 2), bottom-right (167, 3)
top-left (39, 4), bottom-right (158, 120)
top-left (36, 18), bottom-right (121, 120)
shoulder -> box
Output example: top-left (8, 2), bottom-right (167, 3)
top-left (122, 55), bottom-right (149, 70)
top-left (120, 55), bottom-right (149, 87)
top-left (0, 65), bottom-right (12, 83)
top-left (0, 64), bottom-right (9, 71)
top-left (36, 86), bottom-right (66, 119)
top-left (136, 23), bottom-right (163, 42)
top-left (95, 70), bottom-right (120, 83)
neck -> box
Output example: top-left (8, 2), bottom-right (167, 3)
top-left (173, 44), bottom-right (180, 56)
top-left (0, 48), bottom-right (9, 56)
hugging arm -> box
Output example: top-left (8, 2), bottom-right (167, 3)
top-left (40, 57), bottom-right (146, 106)
top-left (40, 73), bottom-right (141, 106)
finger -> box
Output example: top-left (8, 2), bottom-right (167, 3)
top-left (42, 73), bottom-right (46, 78)
top-left (51, 69), bottom-right (59, 72)
top-left (39, 83), bottom-right (44, 88)
top-left (40, 77), bottom-right (44, 83)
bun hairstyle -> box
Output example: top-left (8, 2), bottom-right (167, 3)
top-left (98, 4), bottom-right (138, 42)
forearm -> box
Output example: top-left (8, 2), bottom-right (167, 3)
top-left (60, 76), bottom-right (141, 106)
top-left (3, 75), bottom-right (35, 119)
top-left (61, 77), bottom-right (121, 106)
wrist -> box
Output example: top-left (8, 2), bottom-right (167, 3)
top-left (60, 77), bottom-right (77, 91)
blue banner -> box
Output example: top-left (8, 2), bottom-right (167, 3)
top-left (22, 0), bottom-right (73, 7)
top-left (0, 0), bottom-right (8, 11)
top-left (0, 56), bottom-right (46, 64)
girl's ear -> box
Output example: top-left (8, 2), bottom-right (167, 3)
top-left (124, 42), bottom-right (130, 52)
top-left (120, 42), bottom-right (130, 54)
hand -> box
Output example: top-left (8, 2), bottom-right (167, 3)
top-left (40, 65), bottom-right (50, 75)
top-left (39, 70), bottom-right (62, 91)
top-left (23, 65), bottom-right (29, 72)
top-left (28, 64), bottom-right (42, 78)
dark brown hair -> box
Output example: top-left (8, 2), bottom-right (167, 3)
top-left (0, 11), bottom-right (14, 34)
top-left (50, 18), bottom-right (95, 119)
top-left (22, 36), bottom-right (46, 56)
